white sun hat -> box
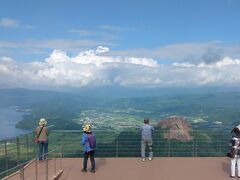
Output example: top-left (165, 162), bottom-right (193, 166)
top-left (39, 118), bottom-right (47, 126)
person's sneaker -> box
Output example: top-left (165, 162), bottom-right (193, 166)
top-left (230, 175), bottom-right (235, 179)
top-left (90, 169), bottom-right (95, 173)
top-left (142, 158), bottom-right (146, 162)
top-left (81, 169), bottom-right (87, 172)
top-left (148, 157), bottom-right (152, 161)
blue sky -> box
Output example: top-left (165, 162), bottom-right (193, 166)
top-left (0, 0), bottom-right (240, 89)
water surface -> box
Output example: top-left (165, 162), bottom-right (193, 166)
top-left (0, 108), bottom-right (28, 140)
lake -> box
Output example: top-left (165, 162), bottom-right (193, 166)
top-left (0, 108), bottom-right (29, 140)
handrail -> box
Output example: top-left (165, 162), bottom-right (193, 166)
top-left (0, 128), bottom-right (232, 178)
top-left (1, 147), bottom-right (63, 180)
top-left (52, 129), bottom-right (230, 158)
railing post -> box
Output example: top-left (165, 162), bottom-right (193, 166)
top-left (16, 137), bottom-right (20, 166)
top-left (35, 158), bottom-right (38, 180)
top-left (61, 146), bottom-right (63, 171)
top-left (20, 165), bottom-right (24, 180)
top-left (168, 139), bottom-right (170, 157)
top-left (33, 132), bottom-right (36, 158)
top-left (116, 140), bottom-right (118, 157)
top-left (115, 130), bottom-right (119, 157)
top-left (54, 158), bottom-right (56, 176)
top-left (26, 134), bottom-right (29, 160)
top-left (196, 140), bottom-right (198, 157)
top-left (193, 139), bottom-right (195, 157)
top-left (219, 132), bottom-right (222, 154)
top-left (45, 154), bottom-right (48, 180)
top-left (5, 140), bottom-right (8, 176)
top-left (195, 140), bottom-right (198, 157)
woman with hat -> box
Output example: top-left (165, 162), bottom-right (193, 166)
top-left (81, 123), bottom-right (96, 173)
top-left (229, 125), bottom-right (240, 178)
top-left (35, 118), bottom-right (49, 161)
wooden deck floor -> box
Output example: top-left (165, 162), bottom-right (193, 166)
top-left (60, 157), bottom-right (231, 180)
top-left (3, 157), bottom-right (233, 180)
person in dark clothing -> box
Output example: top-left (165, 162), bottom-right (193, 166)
top-left (81, 123), bottom-right (96, 173)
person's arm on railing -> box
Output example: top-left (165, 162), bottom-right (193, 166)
top-left (151, 126), bottom-right (154, 133)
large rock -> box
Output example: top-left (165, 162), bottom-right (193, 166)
top-left (158, 116), bottom-right (193, 141)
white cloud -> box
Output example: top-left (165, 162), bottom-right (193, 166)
top-left (107, 42), bottom-right (240, 64)
top-left (0, 18), bottom-right (32, 29)
top-left (173, 57), bottom-right (240, 68)
top-left (0, 18), bottom-right (19, 28)
top-left (25, 25), bottom-right (35, 29)
top-left (69, 29), bottom-right (94, 36)
top-left (2, 41), bottom-right (240, 65)
top-left (100, 25), bottom-right (122, 31)
top-left (100, 25), bottom-right (134, 34)
top-left (1, 46), bottom-right (240, 89)
top-left (0, 39), bottom-right (115, 55)
top-left (0, 56), bottom-right (14, 62)
top-left (95, 46), bottom-right (110, 54)
top-left (68, 27), bottom-right (121, 43)
top-left (215, 57), bottom-right (240, 67)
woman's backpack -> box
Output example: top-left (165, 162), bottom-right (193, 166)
top-left (87, 133), bottom-right (96, 149)
top-left (227, 137), bottom-right (239, 158)
top-left (227, 148), bottom-right (238, 158)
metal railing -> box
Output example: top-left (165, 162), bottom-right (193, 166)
top-left (0, 128), bottom-right (232, 179)
top-left (0, 147), bottom-right (63, 180)
top-left (49, 129), bottom-right (231, 158)
top-left (0, 132), bottom-right (36, 177)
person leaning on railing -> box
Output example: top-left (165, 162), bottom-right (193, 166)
top-left (35, 118), bottom-right (49, 161)
top-left (140, 117), bottom-right (154, 162)
top-left (229, 125), bottom-right (240, 178)
top-left (81, 123), bottom-right (96, 173)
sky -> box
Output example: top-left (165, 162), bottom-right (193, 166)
top-left (0, 0), bottom-right (240, 90)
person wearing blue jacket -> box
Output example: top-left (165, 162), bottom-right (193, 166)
top-left (81, 123), bottom-right (96, 173)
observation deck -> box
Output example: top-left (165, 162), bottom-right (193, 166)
top-left (0, 129), bottom-right (233, 180)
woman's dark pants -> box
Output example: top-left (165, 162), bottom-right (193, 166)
top-left (83, 151), bottom-right (95, 170)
